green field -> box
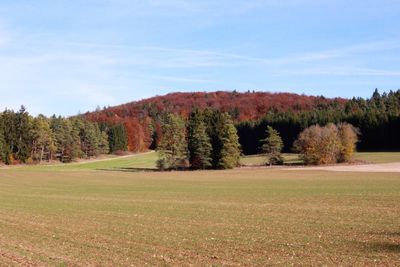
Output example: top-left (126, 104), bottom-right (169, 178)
top-left (241, 152), bottom-right (400, 166)
top-left (15, 152), bottom-right (159, 172)
top-left (0, 153), bottom-right (399, 265)
top-left (353, 152), bottom-right (400, 163)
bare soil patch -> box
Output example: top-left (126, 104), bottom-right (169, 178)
top-left (288, 162), bottom-right (400, 173)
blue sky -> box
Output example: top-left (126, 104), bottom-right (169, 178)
top-left (0, 0), bottom-right (400, 116)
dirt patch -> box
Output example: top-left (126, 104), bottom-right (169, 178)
top-left (286, 162), bottom-right (400, 173)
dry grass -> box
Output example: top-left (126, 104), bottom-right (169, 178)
top-left (0, 167), bottom-right (399, 266)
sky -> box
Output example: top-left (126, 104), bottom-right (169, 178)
top-left (0, 0), bottom-right (400, 116)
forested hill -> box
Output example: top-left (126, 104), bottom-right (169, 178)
top-left (85, 91), bottom-right (347, 152)
top-left (88, 91), bottom-right (346, 121)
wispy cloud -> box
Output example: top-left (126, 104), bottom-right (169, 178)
top-left (0, 0), bottom-right (399, 114)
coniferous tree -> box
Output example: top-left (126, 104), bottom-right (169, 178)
top-left (99, 130), bottom-right (110, 155)
top-left (217, 113), bottom-right (241, 169)
top-left (157, 113), bottom-right (188, 170)
top-left (50, 116), bottom-right (82, 162)
top-left (15, 106), bottom-right (33, 163)
top-left (260, 126), bottom-right (284, 165)
top-left (187, 110), bottom-right (212, 169)
top-left (0, 117), bottom-right (5, 163)
top-left (108, 124), bottom-right (128, 152)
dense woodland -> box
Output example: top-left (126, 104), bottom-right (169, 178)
top-left (86, 89), bottom-right (400, 155)
top-left (0, 89), bottom-right (399, 165)
top-left (0, 107), bottom-right (128, 164)
top-left (85, 91), bottom-right (347, 152)
top-left (237, 89), bottom-right (400, 154)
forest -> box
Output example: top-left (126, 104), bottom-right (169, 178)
top-left (86, 89), bottom-right (400, 154)
top-left (0, 89), bottom-right (399, 165)
top-left (0, 107), bottom-right (128, 164)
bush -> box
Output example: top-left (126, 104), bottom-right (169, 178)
top-left (294, 123), bottom-right (359, 165)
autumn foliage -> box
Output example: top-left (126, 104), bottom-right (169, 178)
top-left (294, 123), bottom-right (359, 165)
top-left (85, 91), bottom-right (346, 152)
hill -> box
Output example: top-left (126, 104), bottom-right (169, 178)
top-left (85, 91), bottom-right (347, 152)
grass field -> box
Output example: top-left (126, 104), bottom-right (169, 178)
top-left (15, 152), bottom-right (158, 172)
top-left (0, 153), bottom-right (399, 266)
top-left (240, 153), bottom-right (302, 166)
top-left (353, 152), bottom-right (400, 163)
top-left (241, 151), bottom-right (400, 166)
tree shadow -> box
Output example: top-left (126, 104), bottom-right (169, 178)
top-left (355, 231), bottom-right (400, 253)
top-left (96, 167), bottom-right (160, 172)
top-left (362, 242), bottom-right (400, 253)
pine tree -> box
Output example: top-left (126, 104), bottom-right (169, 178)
top-left (217, 113), bottom-right (241, 169)
top-left (188, 110), bottom-right (212, 169)
top-left (108, 124), bottom-right (128, 152)
top-left (15, 106), bottom-right (33, 163)
top-left (50, 116), bottom-right (82, 162)
top-left (260, 126), bottom-right (284, 165)
top-left (157, 113), bottom-right (188, 170)
top-left (0, 117), bottom-right (6, 163)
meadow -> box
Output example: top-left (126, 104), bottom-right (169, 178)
top-left (0, 153), bottom-right (399, 266)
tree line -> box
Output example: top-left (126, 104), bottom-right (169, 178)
top-left (237, 89), bottom-right (400, 154)
top-left (156, 110), bottom-right (360, 169)
top-left (0, 106), bottom-right (129, 164)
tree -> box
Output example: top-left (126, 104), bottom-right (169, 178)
top-left (337, 123), bottom-right (359, 162)
top-left (260, 126), bottom-right (284, 165)
top-left (217, 113), bottom-right (241, 169)
top-left (14, 106), bottom-right (33, 163)
top-left (294, 123), bottom-right (359, 165)
top-left (31, 115), bottom-right (56, 163)
top-left (0, 117), bottom-right (6, 163)
top-left (98, 130), bottom-right (110, 155)
top-left (187, 110), bottom-right (212, 169)
top-left (157, 113), bottom-right (188, 170)
top-left (50, 116), bottom-right (82, 162)
top-left (108, 124), bottom-right (128, 153)
top-left (1, 109), bottom-right (17, 164)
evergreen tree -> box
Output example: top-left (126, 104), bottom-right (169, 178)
top-left (0, 117), bottom-right (6, 163)
top-left (50, 116), bottom-right (82, 162)
top-left (15, 106), bottom-right (33, 163)
top-left (260, 126), bottom-right (284, 165)
top-left (187, 110), bottom-right (212, 169)
top-left (99, 130), bottom-right (110, 155)
top-left (217, 113), bottom-right (241, 169)
top-left (108, 124), bottom-right (128, 152)
top-left (157, 113), bottom-right (188, 170)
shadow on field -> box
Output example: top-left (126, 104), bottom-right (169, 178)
top-left (356, 231), bottom-right (400, 253)
top-left (96, 167), bottom-right (159, 172)
top-left (363, 242), bottom-right (400, 253)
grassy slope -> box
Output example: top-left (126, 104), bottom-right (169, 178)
top-left (9, 151), bottom-right (400, 172)
top-left (0, 152), bottom-right (399, 265)
top-left (241, 152), bottom-right (400, 166)
top-left (15, 152), bottom-right (158, 172)
top-left (353, 152), bottom-right (400, 163)
top-left (240, 153), bottom-right (301, 166)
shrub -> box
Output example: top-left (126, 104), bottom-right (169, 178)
top-left (294, 123), bottom-right (359, 165)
